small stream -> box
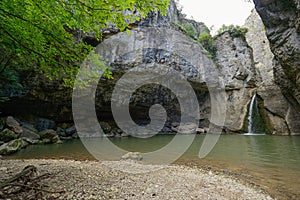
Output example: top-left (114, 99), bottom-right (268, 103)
top-left (4, 135), bottom-right (300, 199)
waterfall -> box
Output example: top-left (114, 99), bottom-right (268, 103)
top-left (247, 93), bottom-right (257, 134)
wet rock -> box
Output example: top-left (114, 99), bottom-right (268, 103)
top-left (39, 129), bottom-right (59, 143)
top-left (65, 126), bottom-right (76, 136)
top-left (56, 127), bottom-right (66, 137)
top-left (0, 118), bottom-right (4, 132)
top-left (35, 118), bottom-right (56, 132)
top-left (0, 129), bottom-right (19, 142)
top-left (121, 152), bottom-right (143, 161)
top-left (99, 122), bottom-right (112, 134)
top-left (71, 132), bottom-right (79, 139)
top-left (0, 139), bottom-right (29, 155)
top-left (6, 116), bottom-right (23, 134)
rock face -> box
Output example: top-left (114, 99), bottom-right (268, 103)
top-left (246, 6), bottom-right (300, 135)
top-left (253, 0), bottom-right (300, 129)
top-left (214, 31), bottom-right (257, 132)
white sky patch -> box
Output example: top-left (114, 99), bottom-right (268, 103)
top-left (178, 0), bottom-right (254, 33)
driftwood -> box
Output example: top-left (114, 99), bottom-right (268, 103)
top-left (0, 165), bottom-right (37, 189)
top-left (0, 165), bottom-right (65, 199)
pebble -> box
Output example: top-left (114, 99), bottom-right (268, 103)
top-left (0, 159), bottom-right (274, 200)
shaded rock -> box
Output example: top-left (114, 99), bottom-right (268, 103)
top-left (0, 139), bottom-right (28, 155)
top-left (0, 129), bottom-right (18, 142)
top-left (60, 136), bottom-right (73, 140)
top-left (35, 118), bottom-right (56, 132)
top-left (71, 132), bottom-right (79, 139)
top-left (254, 0), bottom-right (300, 112)
top-left (0, 118), bottom-right (4, 132)
top-left (121, 152), bottom-right (143, 161)
top-left (39, 129), bottom-right (59, 143)
top-left (20, 127), bottom-right (40, 141)
top-left (6, 116), bottom-right (22, 134)
top-left (56, 127), bottom-right (66, 137)
top-left (99, 122), bottom-right (112, 134)
top-left (245, 9), bottom-right (300, 135)
top-left (21, 122), bottom-right (38, 132)
top-left (65, 126), bottom-right (76, 136)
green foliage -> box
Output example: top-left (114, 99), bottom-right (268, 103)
top-left (198, 33), bottom-right (216, 59)
top-left (217, 24), bottom-right (248, 38)
top-left (0, 0), bottom-right (169, 91)
top-left (182, 24), bottom-right (197, 39)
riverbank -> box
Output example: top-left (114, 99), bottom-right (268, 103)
top-left (0, 159), bottom-right (273, 199)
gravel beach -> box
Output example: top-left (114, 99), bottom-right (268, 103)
top-left (0, 159), bottom-right (273, 199)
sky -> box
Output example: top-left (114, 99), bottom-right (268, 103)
top-left (178, 0), bottom-right (254, 33)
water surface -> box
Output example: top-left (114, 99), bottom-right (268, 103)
top-left (6, 135), bottom-right (300, 199)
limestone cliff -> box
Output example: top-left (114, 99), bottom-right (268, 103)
top-left (214, 31), bottom-right (257, 132)
top-left (252, 0), bottom-right (300, 134)
top-left (1, 0), bottom-right (299, 135)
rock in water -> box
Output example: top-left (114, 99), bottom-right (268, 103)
top-left (6, 116), bottom-right (23, 134)
top-left (65, 126), bottom-right (76, 136)
top-left (0, 129), bottom-right (18, 142)
top-left (121, 152), bottom-right (143, 161)
top-left (20, 127), bottom-right (40, 141)
top-left (172, 123), bottom-right (197, 134)
top-left (39, 129), bottom-right (60, 143)
top-left (0, 139), bottom-right (28, 155)
top-left (0, 118), bottom-right (4, 132)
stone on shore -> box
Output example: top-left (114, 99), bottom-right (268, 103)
top-left (0, 139), bottom-right (28, 155)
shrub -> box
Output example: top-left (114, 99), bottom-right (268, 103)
top-left (217, 24), bottom-right (248, 38)
top-left (198, 33), bottom-right (217, 59)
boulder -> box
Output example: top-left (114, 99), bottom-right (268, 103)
top-left (20, 127), bottom-right (40, 141)
top-left (196, 128), bottom-right (205, 134)
top-left (6, 116), bottom-right (23, 134)
top-left (0, 129), bottom-right (18, 142)
top-left (0, 139), bottom-right (29, 155)
top-left (65, 126), bottom-right (76, 136)
top-left (172, 123), bottom-right (197, 134)
top-left (39, 129), bottom-right (60, 143)
top-left (56, 127), bottom-right (66, 137)
top-left (0, 118), bottom-right (4, 132)
top-left (99, 122), bottom-right (112, 134)
top-left (35, 118), bottom-right (56, 131)
top-left (121, 152), bottom-right (143, 161)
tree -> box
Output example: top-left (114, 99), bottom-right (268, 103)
top-left (0, 0), bottom-right (170, 89)
top-left (198, 33), bottom-right (216, 59)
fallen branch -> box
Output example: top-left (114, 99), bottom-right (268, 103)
top-left (0, 165), bottom-right (37, 189)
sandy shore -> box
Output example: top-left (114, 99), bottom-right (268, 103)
top-left (0, 159), bottom-right (273, 199)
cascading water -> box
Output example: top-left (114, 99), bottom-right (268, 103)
top-left (247, 93), bottom-right (257, 134)
top-left (244, 93), bottom-right (265, 135)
